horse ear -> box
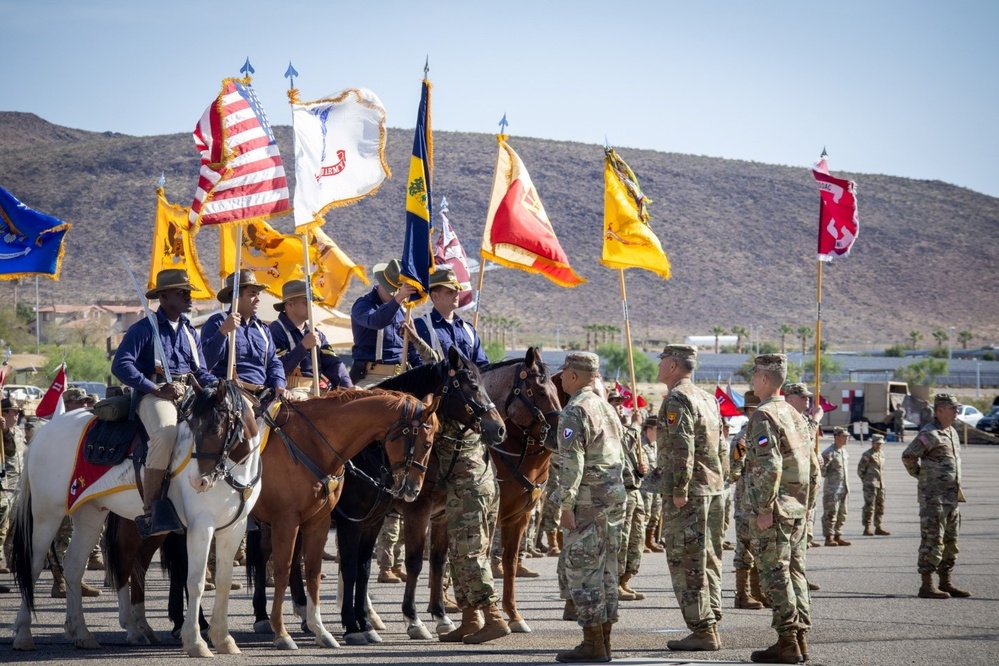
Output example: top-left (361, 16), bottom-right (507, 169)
top-left (524, 346), bottom-right (537, 367)
top-left (448, 345), bottom-right (461, 367)
top-left (216, 380), bottom-right (229, 405)
top-left (189, 373), bottom-right (203, 394)
top-left (422, 392), bottom-right (440, 415)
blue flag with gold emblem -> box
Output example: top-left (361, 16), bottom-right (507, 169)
top-left (399, 77), bottom-right (434, 304)
top-left (0, 185), bottom-right (72, 280)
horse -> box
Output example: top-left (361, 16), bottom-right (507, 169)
top-left (331, 347), bottom-right (506, 645)
top-left (246, 387), bottom-right (440, 650)
top-left (480, 348), bottom-right (564, 633)
top-left (11, 379), bottom-right (262, 657)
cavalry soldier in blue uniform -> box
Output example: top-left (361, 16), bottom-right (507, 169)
top-left (413, 267), bottom-right (489, 368)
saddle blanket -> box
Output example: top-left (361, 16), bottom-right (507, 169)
top-left (66, 417), bottom-right (191, 514)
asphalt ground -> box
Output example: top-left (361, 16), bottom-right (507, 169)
top-left (1, 436), bottom-right (996, 665)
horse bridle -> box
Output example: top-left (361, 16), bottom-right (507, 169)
top-left (501, 362), bottom-right (561, 448)
top-left (439, 364), bottom-right (496, 438)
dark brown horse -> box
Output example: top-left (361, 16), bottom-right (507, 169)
top-left (250, 388), bottom-right (439, 650)
top-left (481, 348), bottom-right (564, 633)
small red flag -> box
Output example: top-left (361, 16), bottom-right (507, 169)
top-left (819, 394), bottom-right (837, 412)
top-left (615, 381), bottom-right (647, 409)
top-left (813, 155), bottom-right (859, 262)
top-left (715, 386), bottom-right (742, 418)
top-left (35, 364), bottom-right (67, 419)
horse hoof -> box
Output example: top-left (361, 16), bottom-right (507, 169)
top-left (127, 633), bottom-right (151, 646)
top-left (315, 630), bottom-right (340, 648)
top-left (12, 637), bottom-right (36, 651)
top-left (186, 643), bottom-right (214, 658)
top-left (253, 620), bottom-right (273, 635)
top-left (274, 635), bottom-right (299, 650)
top-left (344, 632), bottom-right (368, 646)
top-left (363, 629), bottom-right (383, 643)
top-left (407, 624), bottom-right (433, 640)
top-left (214, 637), bottom-right (241, 655)
top-left (75, 636), bottom-right (101, 650)
top-left (435, 618), bottom-right (456, 635)
top-left (508, 619), bottom-right (532, 633)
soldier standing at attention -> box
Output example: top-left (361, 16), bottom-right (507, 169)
top-left (555, 352), bottom-right (626, 663)
top-left (858, 433), bottom-right (890, 536)
top-left (892, 405), bottom-right (906, 443)
top-left (640, 415), bottom-right (664, 554)
top-left (0, 397), bottom-right (23, 592)
top-left (821, 427), bottom-right (851, 546)
top-left (653, 344), bottom-right (727, 652)
top-left (901, 393), bottom-right (970, 599)
top-left (112, 269), bottom-right (218, 538)
top-left (730, 390), bottom-right (767, 610)
top-left (608, 389), bottom-right (648, 603)
top-left (744, 354), bottom-right (812, 664)
top-left (782, 382), bottom-right (824, 592)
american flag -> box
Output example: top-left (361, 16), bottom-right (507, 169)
top-left (189, 78), bottom-right (290, 227)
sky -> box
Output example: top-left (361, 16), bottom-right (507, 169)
top-left (1, 0), bottom-right (997, 197)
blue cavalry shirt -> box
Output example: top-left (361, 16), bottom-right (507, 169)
top-left (269, 311), bottom-right (352, 388)
top-left (201, 312), bottom-right (286, 389)
top-left (414, 309), bottom-right (489, 369)
top-left (350, 288), bottom-right (423, 368)
top-left (112, 308), bottom-right (217, 394)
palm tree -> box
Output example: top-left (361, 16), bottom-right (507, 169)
top-left (908, 330), bottom-right (923, 350)
top-left (731, 326), bottom-right (749, 354)
top-left (777, 323), bottom-right (794, 354)
top-left (931, 329), bottom-right (949, 348)
top-left (958, 330), bottom-right (973, 349)
top-left (711, 325), bottom-right (727, 354)
top-left (508, 319), bottom-right (520, 350)
top-left (797, 326), bottom-right (813, 357)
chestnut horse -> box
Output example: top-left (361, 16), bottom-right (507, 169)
top-left (481, 348), bottom-right (564, 633)
top-left (249, 388), bottom-right (439, 650)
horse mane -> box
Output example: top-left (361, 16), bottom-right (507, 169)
top-left (313, 387), bottom-right (412, 411)
top-left (375, 360), bottom-right (447, 394)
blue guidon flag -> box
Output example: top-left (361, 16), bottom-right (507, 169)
top-left (399, 75), bottom-right (434, 305)
top-left (0, 185), bottom-right (72, 279)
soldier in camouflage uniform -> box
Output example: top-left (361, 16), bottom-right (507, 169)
top-left (744, 354), bottom-right (812, 664)
top-left (650, 344), bottom-right (727, 652)
top-left (901, 393), bottom-right (970, 599)
top-left (0, 397), bottom-right (21, 591)
top-left (541, 454), bottom-right (562, 556)
top-left (639, 415), bottom-right (664, 554)
top-left (609, 390), bottom-right (648, 602)
top-left (730, 390), bottom-right (767, 610)
top-left (783, 383), bottom-right (824, 592)
top-left (858, 433), bottom-right (890, 536)
top-left (376, 511), bottom-right (407, 583)
top-left (821, 427), bottom-right (852, 546)
top-left (555, 353), bottom-right (626, 663)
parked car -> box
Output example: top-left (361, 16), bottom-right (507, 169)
top-left (976, 407), bottom-right (999, 434)
top-left (2, 384), bottom-right (44, 416)
top-left (956, 405), bottom-right (983, 428)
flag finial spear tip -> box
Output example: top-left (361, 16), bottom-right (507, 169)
top-left (240, 57), bottom-right (255, 77)
top-left (424, 56), bottom-right (429, 76)
top-left (284, 61), bottom-right (299, 89)
top-left (440, 195), bottom-right (449, 212)
top-left (157, 172), bottom-right (165, 188)
top-left (820, 146), bottom-right (828, 158)
top-left (499, 113), bottom-right (508, 133)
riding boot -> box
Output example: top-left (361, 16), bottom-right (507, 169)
top-left (546, 530), bottom-right (561, 556)
top-left (645, 528), bottom-right (665, 553)
top-left (135, 467), bottom-right (183, 538)
top-left (918, 572), bottom-right (949, 599)
top-left (562, 597), bottom-right (577, 621)
top-left (749, 567), bottom-right (771, 608)
top-left (937, 569), bottom-right (971, 598)
top-left (462, 603), bottom-right (511, 644)
top-left (750, 633), bottom-right (801, 663)
top-left (556, 624), bottom-right (609, 663)
top-left (735, 569), bottom-right (765, 610)
top-left (620, 572), bottom-right (644, 600)
top-left (439, 606), bottom-right (483, 642)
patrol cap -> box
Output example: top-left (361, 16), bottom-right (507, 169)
top-left (833, 426), bottom-right (849, 437)
top-left (658, 344), bottom-right (697, 361)
top-left (218, 269), bottom-right (262, 304)
top-left (784, 382), bottom-right (812, 397)
top-left (934, 393), bottom-right (960, 408)
top-left (871, 433), bottom-right (885, 443)
top-left (744, 390), bottom-right (761, 410)
top-left (753, 353), bottom-right (787, 376)
top-left (642, 415), bottom-right (659, 429)
top-left (373, 259), bottom-right (403, 293)
top-left (562, 352), bottom-right (600, 374)
top-left (63, 387), bottom-right (88, 403)
top-left (428, 267), bottom-right (464, 291)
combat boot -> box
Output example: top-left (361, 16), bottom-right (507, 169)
top-left (378, 566), bottom-right (402, 583)
top-left (797, 629), bottom-right (810, 662)
top-left (87, 550), bottom-right (105, 571)
top-left (875, 526), bottom-right (891, 536)
top-left (917, 572), bottom-right (949, 599)
top-left (823, 536), bottom-right (837, 547)
top-left (666, 627), bottom-right (719, 651)
top-left (51, 566), bottom-right (67, 599)
top-left (645, 528), bottom-right (665, 553)
top-left (834, 535), bottom-right (852, 546)
top-left (562, 597), bottom-right (577, 621)
top-left (391, 564), bottom-right (408, 582)
top-left (807, 579), bottom-right (820, 591)
top-left (491, 557), bottom-right (503, 578)
top-left (602, 621), bottom-right (613, 656)
top-left (735, 569), bottom-right (765, 610)
top-left (750, 567), bottom-right (771, 609)
top-left (443, 586), bottom-right (460, 613)
top-left (515, 560), bottom-right (540, 578)
top-left (938, 570), bottom-right (971, 598)
top-left (620, 572), bottom-right (645, 600)
top-left (439, 606), bottom-right (482, 642)
top-left (750, 633), bottom-right (801, 663)
top-left (462, 603), bottom-right (510, 644)
top-left (546, 530), bottom-right (561, 556)
top-left (556, 624), bottom-right (609, 663)
top-left (863, 524), bottom-right (873, 536)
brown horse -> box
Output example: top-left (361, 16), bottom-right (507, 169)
top-left (250, 388), bottom-right (439, 650)
top-left (481, 348), bottom-right (564, 633)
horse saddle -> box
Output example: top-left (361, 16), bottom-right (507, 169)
top-left (83, 418), bottom-right (148, 467)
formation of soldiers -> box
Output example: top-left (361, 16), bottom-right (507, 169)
top-left (0, 264), bottom-right (976, 664)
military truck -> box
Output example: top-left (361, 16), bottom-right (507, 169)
top-left (820, 380), bottom-right (910, 440)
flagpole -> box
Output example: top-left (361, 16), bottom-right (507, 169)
top-left (472, 258), bottom-right (487, 329)
top-left (301, 227), bottom-right (322, 396)
top-left (813, 258), bottom-right (823, 454)
top-left (618, 269), bottom-right (644, 468)
top-left (226, 226), bottom-right (242, 380)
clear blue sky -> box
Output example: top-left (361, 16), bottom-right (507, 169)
top-left (2, 0), bottom-right (996, 197)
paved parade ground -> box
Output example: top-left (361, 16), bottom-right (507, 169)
top-left (1, 437), bottom-right (996, 665)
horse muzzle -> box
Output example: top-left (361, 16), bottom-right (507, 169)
top-left (189, 473), bottom-right (215, 493)
top-left (481, 419), bottom-right (507, 447)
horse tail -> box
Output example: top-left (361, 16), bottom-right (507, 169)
top-left (104, 513), bottom-right (125, 590)
top-left (9, 469), bottom-right (36, 612)
top-left (159, 529), bottom-right (186, 578)
top-left (245, 528), bottom-right (262, 592)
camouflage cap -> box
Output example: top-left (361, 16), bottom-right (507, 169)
top-left (642, 415), bottom-right (659, 429)
top-left (934, 393), bottom-right (960, 408)
top-left (871, 433), bottom-right (885, 443)
top-left (63, 387), bottom-right (88, 403)
top-left (833, 426), bottom-right (849, 436)
top-left (753, 353), bottom-right (787, 374)
top-left (783, 382), bottom-right (813, 397)
top-left (658, 344), bottom-right (697, 360)
top-left (562, 352), bottom-right (600, 374)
